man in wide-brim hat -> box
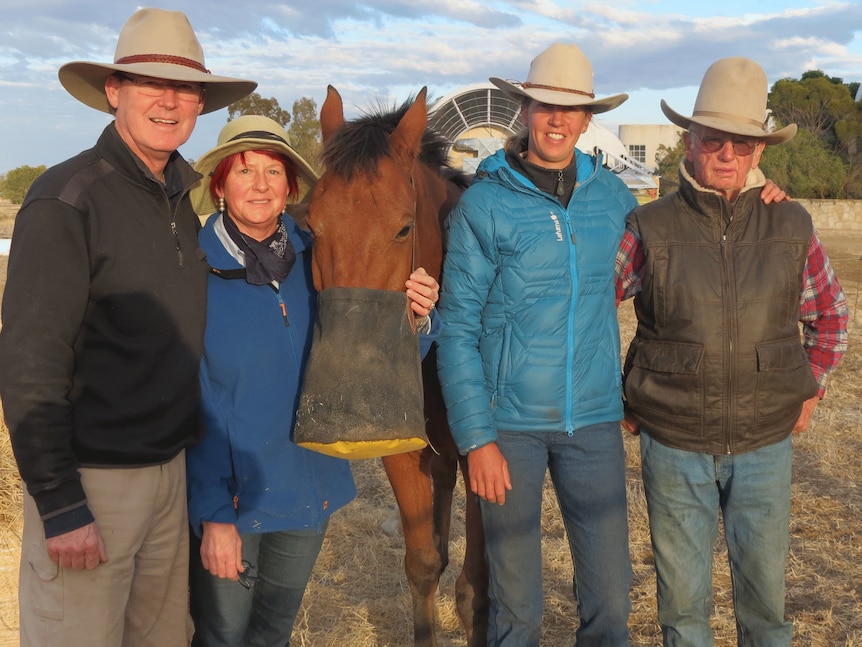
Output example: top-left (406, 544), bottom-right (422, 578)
top-left (616, 57), bottom-right (848, 646)
top-left (0, 8), bottom-right (256, 646)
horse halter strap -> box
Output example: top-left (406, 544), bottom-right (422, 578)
top-left (409, 172), bottom-right (419, 273)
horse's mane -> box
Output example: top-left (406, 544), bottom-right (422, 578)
top-left (323, 96), bottom-right (470, 190)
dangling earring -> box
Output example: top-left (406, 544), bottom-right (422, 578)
top-left (218, 197), bottom-right (225, 215)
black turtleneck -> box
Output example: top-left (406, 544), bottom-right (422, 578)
top-left (506, 150), bottom-right (578, 207)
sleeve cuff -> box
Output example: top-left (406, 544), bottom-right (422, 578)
top-left (42, 504), bottom-right (96, 538)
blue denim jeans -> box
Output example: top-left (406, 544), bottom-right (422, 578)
top-left (190, 522), bottom-right (328, 647)
top-left (480, 424), bottom-right (632, 647)
top-left (640, 432), bottom-right (793, 647)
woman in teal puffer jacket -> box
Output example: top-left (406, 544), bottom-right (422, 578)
top-left (436, 43), bottom-right (637, 647)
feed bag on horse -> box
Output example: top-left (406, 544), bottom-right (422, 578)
top-left (294, 286), bottom-right (428, 458)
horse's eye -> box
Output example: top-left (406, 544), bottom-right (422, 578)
top-left (396, 225), bottom-right (412, 240)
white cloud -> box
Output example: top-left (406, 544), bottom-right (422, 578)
top-left (0, 0), bottom-right (859, 171)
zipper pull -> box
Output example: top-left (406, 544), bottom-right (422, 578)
top-left (555, 169), bottom-right (565, 197)
top-left (276, 292), bottom-right (289, 327)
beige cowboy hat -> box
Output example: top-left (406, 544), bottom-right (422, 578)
top-left (58, 8), bottom-right (257, 115)
top-left (490, 42), bottom-right (628, 114)
top-left (661, 57), bottom-right (796, 145)
top-left (190, 115), bottom-right (320, 215)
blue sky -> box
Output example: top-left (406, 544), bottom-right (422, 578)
top-left (1, 1), bottom-right (860, 173)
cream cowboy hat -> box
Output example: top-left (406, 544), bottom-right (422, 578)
top-left (58, 8), bottom-right (257, 115)
top-left (190, 115), bottom-right (320, 215)
top-left (661, 57), bottom-right (796, 145)
top-left (490, 42), bottom-right (628, 114)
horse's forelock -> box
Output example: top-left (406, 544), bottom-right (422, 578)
top-left (322, 96), bottom-right (460, 180)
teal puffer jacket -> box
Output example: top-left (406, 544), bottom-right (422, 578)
top-left (438, 147), bottom-right (637, 454)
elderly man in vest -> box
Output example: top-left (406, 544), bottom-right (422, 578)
top-left (616, 58), bottom-right (848, 646)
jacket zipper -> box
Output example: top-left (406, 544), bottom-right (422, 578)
top-left (721, 210), bottom-right (735, 454)
top-left (170, 219), bottom-right (184, 267)
top-left (275, 291), bottom-right (290, 327)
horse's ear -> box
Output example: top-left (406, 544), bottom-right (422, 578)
top-left (320, 85), bottom-right (345, 145)
top-left (391, 87), bottom-right (428, 164)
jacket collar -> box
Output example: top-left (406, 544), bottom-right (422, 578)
top-left (94, 122), bottom-right (202, 196)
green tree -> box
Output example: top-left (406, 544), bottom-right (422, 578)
top-left (654, 133), bottom-right (686, 196)
top-left (770, 71), bottom-right (855, 144)
top-left (760, 128), bottom-right (847, 199)
top-left (769, 71), bottom-right (860, 197)
top-left (288, 97), bottom-right (322, 172)
top-left (227, 92), bottom-right (290, 126)
top-left (0, 165), bottom-right (47, 204)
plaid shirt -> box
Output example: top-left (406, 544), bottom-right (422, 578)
top-left (615, 223), bottom-right (848, 398)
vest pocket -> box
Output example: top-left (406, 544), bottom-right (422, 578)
top-left (754, 337), bottom-right (818, 424)
top-left (625, 339), bottom-right (705, 434)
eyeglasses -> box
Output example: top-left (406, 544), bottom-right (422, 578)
top-left (692, 131), bottom-right (759, 156)
top-left (117, 73), bottom-right (205, 103)
top-left (238, 560), bottom-right (259, 590)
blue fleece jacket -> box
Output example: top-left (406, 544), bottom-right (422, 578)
top-left (187, 214), bottom-right (356, 535)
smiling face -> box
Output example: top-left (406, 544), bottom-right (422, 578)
top-left (105, 73), bottom-right (204, 177)
top-left (216, 150), bottom-right (291, 241)
top-left (521, 100), bottom-right (592, 169)
top-left (684, 125), bottom-right (765, 202)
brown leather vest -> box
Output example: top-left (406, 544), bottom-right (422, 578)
top-left (623, 175), bottom-right (818, 454)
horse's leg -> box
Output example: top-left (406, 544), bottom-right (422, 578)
top-left (456, 454), bottom-right (489, 647)
top-left (421, 348), bottom-right (488, 644)
top-left (382, 450), bottom-right (442, 647)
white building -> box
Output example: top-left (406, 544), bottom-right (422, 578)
top-left (617, 124), bottom-right (684, 172)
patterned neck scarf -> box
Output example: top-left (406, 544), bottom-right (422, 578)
top-left (222, 213), bottom-right (296, 285)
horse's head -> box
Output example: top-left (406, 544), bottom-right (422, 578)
top-left (305, 85), bottom-right (440, 294)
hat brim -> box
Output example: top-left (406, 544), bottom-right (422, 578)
top-left (59, 61), bottom-right (257, 115)
top-left (190, 138), bottom-right (320, 216)
top-left (660, 99), bottom-right (796, 145)
top-left (489, 77), bottom-right (628, 114)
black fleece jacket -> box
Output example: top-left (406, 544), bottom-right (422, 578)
top-left (0, 123), bottom-right (209, 537)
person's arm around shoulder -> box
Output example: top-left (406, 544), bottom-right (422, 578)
top-left (759, 179), bottom-right (789, 204)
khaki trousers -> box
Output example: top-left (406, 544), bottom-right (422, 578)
top-left (19, 451), bottom-right (192, 647)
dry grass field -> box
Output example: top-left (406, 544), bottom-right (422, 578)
top-left (0, 199), bottom-right (859, 645)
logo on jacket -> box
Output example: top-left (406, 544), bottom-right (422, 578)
top-left (549, 213), bottom-right (564, 242)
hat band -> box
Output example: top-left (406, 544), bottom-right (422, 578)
top-left (115, 54), bottom-right (210, 74)
top-left (693, 110), bottom-right (767, 129)
top-left (521, 82), bottom-right (594, 99)
top-left (228, 130), bottom-right (290, 146)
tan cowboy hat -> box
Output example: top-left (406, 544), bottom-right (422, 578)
top-left (190, 115), bottom-right (320, 215)
top-left (661, 57), bottom-right (796, 145)
top-left (58, 8), bottom-right (257, 115)
top-left (490, 42), bottom-right (628, 114)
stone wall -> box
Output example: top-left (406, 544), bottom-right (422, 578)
top-left (799, 199), bottom-right (862, 231)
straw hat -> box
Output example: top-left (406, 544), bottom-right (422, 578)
top-left (490, 42), bottom-right (628, 114)
top-left (190, 115), bottom-right (319, 215)
top-left (661, 57), bottom-right (796, 145)
top-left (58, 8), bottom-right (257, 115)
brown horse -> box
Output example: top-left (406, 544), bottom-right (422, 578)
top-left (302, 86), bottom-right (488, 647)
